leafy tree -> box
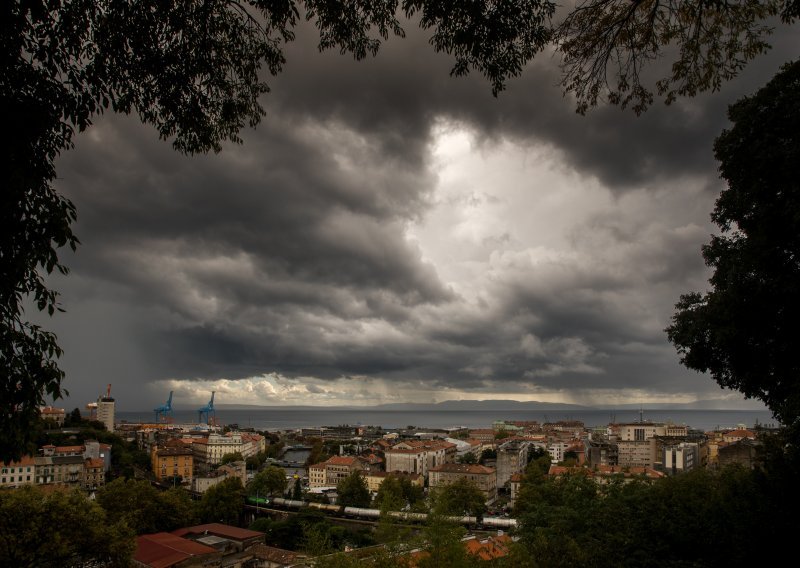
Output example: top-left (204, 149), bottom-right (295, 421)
top-left (479, 448), bottom-right (496, 464)
top-left (417, 512), bottom-right (471, 568)
top-left (667, 60), bottom-right (800, 433)
top-left (336, 471), bottom-right (371, 508)
top-left (527, 445), bottom-right (549, 464)
top-left (292, 477), bottom-right (304, 500)
top-left (457, 451), bottom-right (478, 464)
top-left (199, 476), bottom-right (244, 525)
top-left (64, 408), bottom-right (83, 427)
top-left (246, 449), bottom-right (270, 470)
top-left (431, 477), bottom-right (487, 519)
top-left (220, 451), bottom-right (244, 465)
top-left (510, 465), bottom-right (796, 567)
top-left (248, 464), bottom-right (288, 497)
top-left (557, 0), bottom-right (799, 114)
top-left (96, 478), bottom-right (163, 534)
top-left (305, 438), bottom-right (331, 466)
top-left (265, 441), bottom-right (285, 459)
top-left (374, 476), bottom-right (405, 512)
top-left (0, 486), bottom-right (134, 566)
top-left (249, 516), bottom-right (274, 533)
top-left (399, 476), bottom-right (425, 507)
top-left (156, 487), bottom-right (199, 531)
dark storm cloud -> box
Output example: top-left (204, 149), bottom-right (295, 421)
top-left (269, 19), bottom-right (798, 190)
top-left (47, 15), bottom-right (797, 408)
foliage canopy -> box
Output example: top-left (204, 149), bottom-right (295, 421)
top-left (0, 486), bottom-right (135, 566)
top-left (666, 60), bottom-right (800, 431)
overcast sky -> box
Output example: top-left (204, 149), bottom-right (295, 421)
top-left (44, 16), bottom-right (797, 411)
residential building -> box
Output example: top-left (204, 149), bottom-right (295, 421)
top-left (240, 432), bottom-right (266, 458)
top-left (133, 532), bottom-right (220, 567)
top-left (548, 442), bottom-right (569, 463)
top-left (173, 523), bottom-right (265, 551)
top-left (718, 438), bottom-right (760, 469)
top-left (616, 439), bottom-right (657, 468)
top-left (218, 460), bottom-right (247, 486)
top-left (468, 429), bottom-right (497, 444)
top-left (662, 442), bottom-right (699, 474)
top-left (35, 455), bottom-right (84, 485)
top-left (361, 470), bottom-right (423, 493)
top-left (308, 456), bottom-right (365, 488)
top-left (722, 429), bottom-right (756, 443)
top-left (97, 386), bottom-right (116, 432)
top-left (40, 406), bottom-right (66, 426)
top-left (83, 458), bottom-right (106, 491)
top-left (152, 445), bottom-right (194, 483)
top-left (1, 456), bottom-right (36, 488)
top-left (193, 470), bottom-right (236, 493)
top-left (192, 433), bottom-right (243, 466)
top-left (509, 473), bottom-right (523, 509)
top-left (496, 439), bottom-right (530, 488)
top-left (428, 463), bottom-right (497, 504)
top-left (585, 439), bottom-right (618, 467)
top-left (384, 439), bottom-right (455, 477)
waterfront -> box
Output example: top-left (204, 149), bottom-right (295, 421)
top-left (116, 407), bottom-right (776, 433)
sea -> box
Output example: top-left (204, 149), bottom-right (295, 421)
top-left (116, 408), bottom-right (778, 433)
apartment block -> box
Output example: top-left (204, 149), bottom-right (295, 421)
top-left (309, 456), bottom-right (365, 488)
top-left (428, 463), bottom-right (497, 504)
top-left (0, 456), bottom-right (36, 488)
top-left (384, 439), bottom-right (456, 477)
top-left (152, 445), bottom-right (194, 482)
top-left (496, 439), bottom-right (530, 488)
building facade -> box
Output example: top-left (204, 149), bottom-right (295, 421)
top-left (384, 440), bottom-right (455, 478)
top-left (496, 440), bottom-right (529, 488)
top-left (428, 463), bottom-right (497, 504)
top-left (152, 446), bottom-right (195, 482)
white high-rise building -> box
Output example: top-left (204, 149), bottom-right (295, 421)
top-left (96, 384), bottom-right (115, 432)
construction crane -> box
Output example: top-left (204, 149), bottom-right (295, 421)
top-left (198, 391), bottom-right (216, 425)
top-left (154, 391), bottom-right (174, 423)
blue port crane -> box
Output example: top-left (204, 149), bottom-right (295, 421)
top-left (198, 391), bottom-right (216, 425)
top-left (154, 391), bottom-right (174, 423)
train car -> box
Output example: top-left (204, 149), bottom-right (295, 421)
top-left (271, 497), bottom-right (306, 509)
top-left (309, 502), bottom-right (342, 513)
top-left (343, 507), bottom-right (381, 519)
top-left (387, 510), bottom-right (429, 523)
top-left (480, 516), bottom-right (518, 529)
top-left (246, 495), bottom-right (270, 507)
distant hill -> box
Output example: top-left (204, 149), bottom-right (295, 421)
top-left (155, 398), bottom-right (767, 413)
top-left (205, 399), bottom-right (588, 412)
top-left (371, 399), bottom-right (589, 411)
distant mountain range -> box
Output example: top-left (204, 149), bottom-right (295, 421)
top-left (202, 398), bottom-right (767, 412)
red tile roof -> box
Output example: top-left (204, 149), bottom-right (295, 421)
top-left (326, 456), bottom-right (361, 466)
top-left (134, 533), bottom-right (217, 568)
